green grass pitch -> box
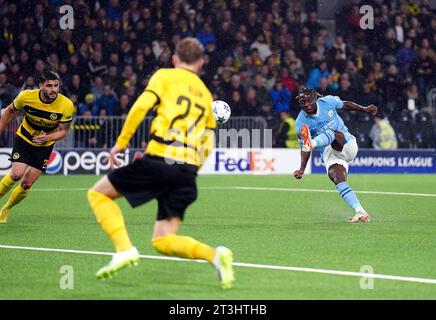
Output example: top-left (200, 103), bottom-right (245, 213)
top-left (0, 174), bottom-right (435, 299)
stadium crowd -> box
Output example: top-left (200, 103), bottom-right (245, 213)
top-left (0, 0), bottom-right (435, 148)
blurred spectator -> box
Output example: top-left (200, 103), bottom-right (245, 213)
top-left (379, 64), bottom-right (404, 115)
top-left (91, 76), bottom-right (105, 100)
top-left (317, 77), bottom-right (333, 96)
top-left (117, 94), bottom-right (132, 116)
top-left (395, 38), bottom-right (417, 74)
top-left (251, 74), bottom-right (271, 107)
top-left (258, 103), bottom-right (277, 129)
top-left (411, 48), bottom-right (435, 99)
top-left (210, 74), bottom-right (226, 100)
top-left (88, 51), bottom-right (108, 80)
top-left (405, 83), bottom-right (424, 109)
top-left (306, 60), bottom-right (330, 89)
top-left (95, 85), bottom-right (118, 116)
top-left (74, 110), bottom-right (99, 148)
top-left (270, 81), bottom-right (292, 113)
top-left (197, 23), bottom-right (216, 48)
top-left (250, 35), bottom-right (271, 62)
top-left (244, 88), bottom-right (259, 116)
top-left (78, 93), bottom-right (97, 116)
top-left (303, 11), bottom-right (322, 36)
top-left (274, 111), bottom-right (299, 148)
top-left (0, 73), bottom-right (16, 106)
top-left (280, 68), bottom-right (298, 94)
top-left (369, 113), bottom-right (398, 150)
top-left (228, 90), bottom-right (244, 116)
top-left (337, 76), bottom-right (356, 102)
top-left (20, 76), bottom-right (38, 91)
top-left (224, 74), bottom-right (245, 103)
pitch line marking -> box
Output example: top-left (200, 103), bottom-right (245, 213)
top-left (201, 186), bottom-right (436, 197)
top-left (32, 186), bottom-right (436, 198)
top-left (1, 244), bottom-right (436, 285)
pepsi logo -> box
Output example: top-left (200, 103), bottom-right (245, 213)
top-left (46, 151), bottom-right (62, 174)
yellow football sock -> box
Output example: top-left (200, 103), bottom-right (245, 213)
top-left (3, 184), bottom-right (30, 210)
top-left (152, 234), bottom-right (215, 262)
top-left (0, 173), bottom-right (17, 198)
top-left (87, 190), bottom-right (132, 252)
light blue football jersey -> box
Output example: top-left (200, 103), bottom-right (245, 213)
top-left (295, 95), bottom-right (355, 158)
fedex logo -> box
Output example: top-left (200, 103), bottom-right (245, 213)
top-left (215, 151), bottom-right (275, 172)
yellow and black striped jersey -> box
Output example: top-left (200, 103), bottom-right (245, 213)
top-left (13, 89), bottom-right (74, 147)
top-left (116, 68), bottom-right (216, 167)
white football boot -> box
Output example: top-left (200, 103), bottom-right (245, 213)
top-left (348, 208), bottom-right (371, 223)
top-left (96, 246), bottom-right (140, 280)
top-left (212, 246), bottom-right (235, 289)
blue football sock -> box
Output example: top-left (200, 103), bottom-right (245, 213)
top-left (336, 182), bottom-right (361, 211)
top-left (313, 129), bottom-right (335, 148)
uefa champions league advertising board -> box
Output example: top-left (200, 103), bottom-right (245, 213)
top-left (311, 150), bottom-right (436, 174)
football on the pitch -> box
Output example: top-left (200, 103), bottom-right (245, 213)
top-left (212, 100), bottom-right (231, 125)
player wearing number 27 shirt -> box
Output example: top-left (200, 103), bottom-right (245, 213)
top-left (87, 38), bottom-right (234, 288)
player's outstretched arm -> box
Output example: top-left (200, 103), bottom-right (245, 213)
top-left (0, 104), bottom-right (16, 135)
top-left (294, 149), bottom-right (311, 179)
top-left (343, 101), bottom-right (378, 115)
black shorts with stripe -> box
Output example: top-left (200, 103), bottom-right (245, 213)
top-left (108, 155), bottom-right (198, 221)
top-left (11, 136), bottom-right (54, 172)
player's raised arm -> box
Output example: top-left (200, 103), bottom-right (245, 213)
top-left (343, 101), bottom-right (378, 115)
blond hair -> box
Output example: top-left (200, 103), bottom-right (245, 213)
top-left (175, 37), bottom-right (204, 64)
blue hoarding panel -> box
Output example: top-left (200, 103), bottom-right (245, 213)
top-left (311, 150), bottom-right (436, 174)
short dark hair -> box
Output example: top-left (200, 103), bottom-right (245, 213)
top-left (296, 87), bottom-right (321, 105)
top-left (175, 37), bottom-right (204, 64)
top-left (39, 70), bottom-right (60, 83)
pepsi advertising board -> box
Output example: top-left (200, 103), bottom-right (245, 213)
top-left (0, 148), bottom-right (302, 175)
top-left (0, 149), bottom-right (145, 176)
top-left (0, 148), bottom-right (12, 175)
top-left (311, 150), bottom-right (436, 174)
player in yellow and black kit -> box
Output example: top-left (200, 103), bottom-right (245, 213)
top-left (0, 71), bottom-right (74, 223)
top-left (87, 38), bottom-right (234, 288)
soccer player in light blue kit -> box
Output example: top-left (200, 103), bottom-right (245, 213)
top-left (293, 88), bottom-right (378, 222)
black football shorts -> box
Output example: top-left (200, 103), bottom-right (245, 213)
top-left (108, 155), bottom-right (198, 221)
top-left (10, 136), bottom-right (54, 172)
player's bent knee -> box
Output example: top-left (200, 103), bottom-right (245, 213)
top-left (21, 182), bottom-right (32, 190)
top-left (10, 172), bottom-right (24, 181)
top-left (328, 166), bottom-right (344, 185)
